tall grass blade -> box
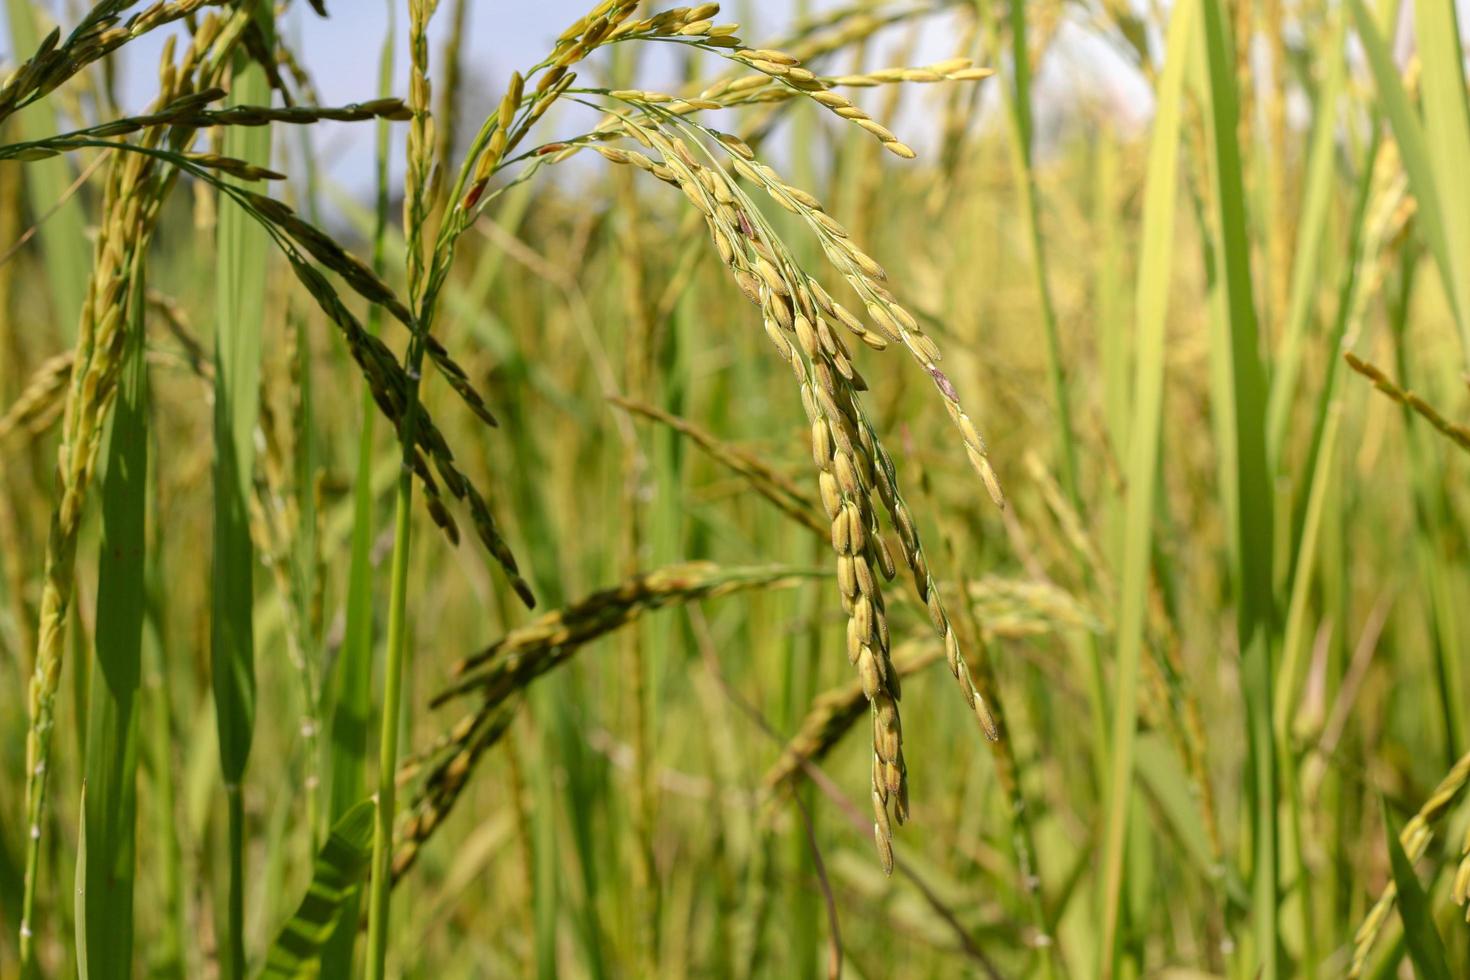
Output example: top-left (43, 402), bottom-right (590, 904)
top-left (75, 254), bottom-right (149, 979)
top-left (1265, 11), bottom-right (1345, 464)
top-left (1273, 404), bottom-right (1340, 735)
top-left (1386, 319), bottom-right (1467, 761)
top-left (212, 15), bottom-right (275, 977)
top-left (1381, 800), bottom-right (1453, 980)
top-left (1348, 0), bottom-right (1468, 354)
top-left (1098, 2), bottom-right (1195, 973)
top-left (141, 591), bottom-right (185, 978)
top-left (1412, 0), bottom-right (1470, 362)
top-left (1200, 3), bottom-right (1279, 973)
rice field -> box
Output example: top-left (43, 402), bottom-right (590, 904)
top-left (2, 0), bottom-right (1470, 977)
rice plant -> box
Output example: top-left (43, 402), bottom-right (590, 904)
top-left (3, 0), bottom-right (1470, 977)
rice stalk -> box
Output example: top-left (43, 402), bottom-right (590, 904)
top-left (366, 1), bottom-right (445, 971)
top-left (1263, 8), bottom-right (1346, 465)
top-left (252, 355), bottom-right (324, 844)
top-left (320, 6), bottom-right (396, 975)
top-left (390, 707), bottom-right (516, 882)
top-left (1412, 0), bottom-right (1470, 364)
top-left (0, 54), bottom-right (437, 922)
top-left (432, 0), bottom-right (471, 208)
top-left (410, 5), bottom-right (1006, 875)
top-left (987, 0), bottom-right (1077, 502)
top-left (1382, 282), bottom-right (1468, 768)
top-left (8, 3), bottom-right (1462, 976)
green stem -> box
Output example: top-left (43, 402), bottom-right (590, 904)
top-left (321, 13), bottom-right (396, 979)
top-left (1000, 0), bottom-right (1078, 501)
top-left (226, 786), bottom-right (246, 980)
top-left (364, 465), bottom-right (418, 979)
top-left (366, 4), bottom-right (436, 972)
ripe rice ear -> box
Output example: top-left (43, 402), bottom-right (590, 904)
top-left (17, 67), bottom-right (204, 961)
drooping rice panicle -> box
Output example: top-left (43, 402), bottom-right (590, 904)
top-left (1345, 351), bottom-right (1470, 454)
top-left (569, 95), bottom-right (1008, 869)
top-left (0, 0), bottom-right (230, 125)
top-left (0, 350), bottom-right (72, 442)
top-left (435, 563), bottom-right (817, 708)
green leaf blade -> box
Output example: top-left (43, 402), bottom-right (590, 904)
top-left (1414, 0), bottom-right (1470, 361)
top-left (75, 256), bottom-right (150, 979)
top-left (212, 26), bottom-right (275, 978)
top-left (1381, 800), bottom-right (1453, 980)
top-left (1098, 1), bottom-right (1196, 973)
top-left (261, 800), bottom-right (377, 979)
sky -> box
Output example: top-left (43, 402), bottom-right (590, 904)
top-left (2, 1), bottom-right (1153, 196)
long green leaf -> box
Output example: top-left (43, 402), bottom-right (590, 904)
top-left (1265, 10), bottom-right (1346, 464)
top-left (1413, 0), bottom-right (1470, 362)
top-left (260, 800), bottom-right (376, 979)
top-left (1273, 126), bottom-right (1380, 732)
top-left (1381, 801), bottom-right (1453, 980)
top-left (1349, 0), bottom-right (1467, 354)
top-left (213, 21), bottom-right (274, 979)
top-left (1387, 305), bottom-right (1466, 762)
top-left (142, 593), bottom-right (186, 978)
top-left (1098, 2), bottom-right (1195, 973)
top-left (75, 253), bottom-right (149, 978)
top-left (1199, 4), bottom-right (1279, 975)
top-left (1272, 403), bottom-right (1339, 736)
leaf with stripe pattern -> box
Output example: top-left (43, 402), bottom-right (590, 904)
top-left (262, 800), bottom-right (376, 978)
